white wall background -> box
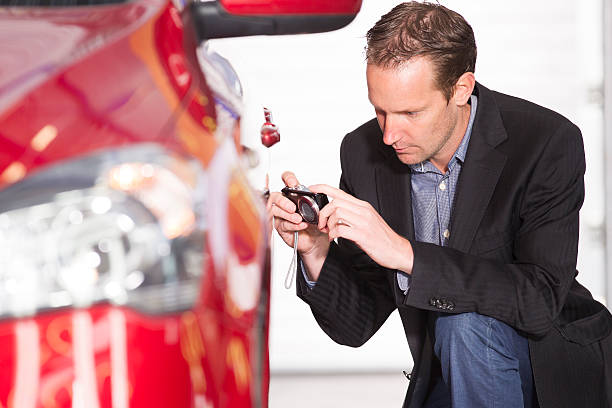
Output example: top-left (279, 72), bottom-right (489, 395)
top-left (210, 0), bottom-right (605, 374)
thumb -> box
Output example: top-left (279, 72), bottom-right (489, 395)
top-left (281, 171), bottom-right (300, 187)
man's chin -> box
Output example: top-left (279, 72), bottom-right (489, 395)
top-left (395, 151), bottom-right (424, 166)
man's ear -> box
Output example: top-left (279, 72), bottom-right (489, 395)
top-left (452, 72), bottom-right (476, 106)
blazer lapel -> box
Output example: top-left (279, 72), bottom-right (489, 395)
top-left (374, 150), bottom-right (415, 302)
top-left (448, 83), bottom-right (508, 253)
top-left (375, 153), bottom-right (415, 241)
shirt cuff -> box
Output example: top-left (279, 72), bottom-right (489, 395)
top-left (300, 258), bottom-right (317, 288)
top-left (397, 271), bottom-right (412, 294)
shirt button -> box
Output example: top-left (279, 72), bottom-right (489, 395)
top-left (439, 181), bottom-right (446, 191)
top-left (443, 229), bottom-right (450, 239)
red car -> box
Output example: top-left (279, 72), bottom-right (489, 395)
top-left (0, 0), bottom-right (360, 406)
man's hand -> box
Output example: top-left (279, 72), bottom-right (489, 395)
top-left (310, 184), bottom-right (414, 274)
top-left (267, 172), bottom-right (330, 281)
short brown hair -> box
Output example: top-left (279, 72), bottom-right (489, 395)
top-left (366, 2), bottom-right (477, 100)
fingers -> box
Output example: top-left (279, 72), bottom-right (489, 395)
top-left (327, 207), bottom-right (358, 229)
top-left (282, 171), bottom-right (300, 187)
top-left (326, 206), bottom-right (361, 238)
top-left (326, 211), bottom-right (358, 241)
top-left (267, 191), bottom-right (307, 232)
top-left (317, 197), bottom-right (367, 230)
top-left (274, 217), bottom-right (309, 233)
top-left (273, 178), bottom-right (370, 237)
top-left (309, 184), bottom-right (370, 231)
top-left (270, 204), bottom-right (303, 225)
top-left (267, 191), bottom-right (296, 213)
top-left (328, 224), bottom-right (355, 242)
top-left (309, 184), bottom-right (363, 203)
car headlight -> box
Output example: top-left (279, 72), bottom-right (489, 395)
top-left (0, 144), bottom-right (207, 318)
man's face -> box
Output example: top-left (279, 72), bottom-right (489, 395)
top-left (366, 58), bottom-right (464, 170)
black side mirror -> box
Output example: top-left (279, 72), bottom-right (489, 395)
top-left (189, 1), bottom-right (359, 41)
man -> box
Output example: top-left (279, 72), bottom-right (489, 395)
top-left (268, 2), bottom-right (612, 407)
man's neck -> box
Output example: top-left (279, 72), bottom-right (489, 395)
top-left (430, 103), bottom-right (472, 173)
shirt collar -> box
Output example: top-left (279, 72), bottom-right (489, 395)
top-left (410, 94), bottom-right (478, 174)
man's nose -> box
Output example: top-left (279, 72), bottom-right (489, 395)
top-left (382, 117), bottom-right (400, 146)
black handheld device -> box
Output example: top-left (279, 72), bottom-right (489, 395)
top-left (281, 185), bottom-right (329, 224)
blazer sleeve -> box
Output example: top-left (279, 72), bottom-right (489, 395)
top-left (404, 121), bottom-right (585, 337)
top-left (296, 136), bottom-right (397, 348)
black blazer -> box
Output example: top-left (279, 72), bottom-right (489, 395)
top-left (297, 83), bottom-right (612, 407)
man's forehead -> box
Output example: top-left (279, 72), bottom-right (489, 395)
top-left (366, 58), bottom-right (441, 106)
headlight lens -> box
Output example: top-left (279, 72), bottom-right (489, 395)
top-left (0, 144), bottom-right (207, 318)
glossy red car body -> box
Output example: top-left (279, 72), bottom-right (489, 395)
top-left (219, 0), bottom-right (362, 15)
top-left (0, 0), bottom-right (360, 406)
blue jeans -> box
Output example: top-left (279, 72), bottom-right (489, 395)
top-left (423, 312), bottom-right (535, 408)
